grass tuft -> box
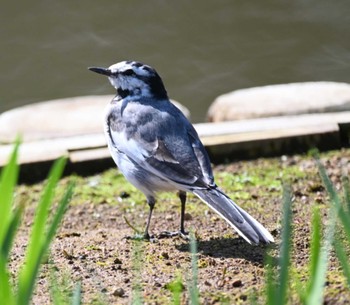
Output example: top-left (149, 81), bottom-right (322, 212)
top-left (263, 153), bottom-right (348, 305)
top-left (264, 184), bottom-right (293, 305)
top-left (188, 231), bottom-right (200, 305)
top-left (0, 141), bottom-right (76, 305)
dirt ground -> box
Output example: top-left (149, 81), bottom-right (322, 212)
top-left (10, 149), bottom-right (350, 304)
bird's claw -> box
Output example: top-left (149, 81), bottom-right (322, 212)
top-left (158, 230), bottom-right (190, 240)
top-left (124, 233), bottom-right (158, 243)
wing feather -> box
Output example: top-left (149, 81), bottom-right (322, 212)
top-left (107, 100), bottom-right (213, 189)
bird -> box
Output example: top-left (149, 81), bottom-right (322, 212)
top-left (88, 60), bottom-right (274, 245)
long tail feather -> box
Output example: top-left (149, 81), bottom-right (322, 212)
top-left (193, 187), bottom-right (274, 244)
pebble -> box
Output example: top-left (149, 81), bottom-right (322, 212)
top-left (119, 191), bottom-right (130, 199)
top-left (113, 287), bottom-right (125, 297)
top-left (154, 282), bottom-right (162, 288)
top-left (232, 279), bottom-right (243, 287)
top-left (114, 258), bottom-right (123, 264)
top-left (161, 252), bottom-right (169, 259)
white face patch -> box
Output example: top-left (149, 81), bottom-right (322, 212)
top-left (108, 61), bottom-right (128, 73)
top-left (108, 61), bottom-right (153, 77)
top-left (95, 60), bottom-right (167, 100)
top-left (107, 61), bottom-right (154, 97)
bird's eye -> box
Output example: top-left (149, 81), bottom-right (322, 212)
top-left (123, 69), bottom-right (135, 76)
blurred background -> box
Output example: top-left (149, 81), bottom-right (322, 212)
top-left (1, 0), bottom-right (350, 122)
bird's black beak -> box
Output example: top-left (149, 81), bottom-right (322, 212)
top-left (88, 67), bottom-right (112, 76)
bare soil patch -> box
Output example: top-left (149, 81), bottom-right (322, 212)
top-left (11, 149), bottom-right (350, 304)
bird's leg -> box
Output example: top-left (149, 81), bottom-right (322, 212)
top-left (125, 196), bottom-right (156, 242)
top-left (179, 191), bottom-right (189, 237)
top-left (158, 191), bottom-right (189, 240)
top-left (143, 196), bottom-right (156, 241)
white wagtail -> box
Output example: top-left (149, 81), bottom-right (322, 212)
top-left (89, 61), bottom-right (274, 244)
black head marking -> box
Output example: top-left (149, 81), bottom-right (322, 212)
top-left (122, 69), bottom-right (136, 76)
top-left (117, 88), bottom-right (130, 99)
top-left (101, 61), bottom-right (169, 100)
top-left (142, 72), bottom-right (168, 100)
top-left (142, 66), bottom-right (153, 73)
top-left (133, 62), bottom-right (143, 68)
top-left (124, 61), bottom-right (168, 100)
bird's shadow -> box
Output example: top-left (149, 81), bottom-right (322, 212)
top-left (175, 236), bottom-right (277, 266)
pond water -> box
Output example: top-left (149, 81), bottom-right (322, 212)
top-left (1, 1), bottom-right (350, 122)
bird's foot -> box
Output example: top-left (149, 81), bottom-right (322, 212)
top-left (124, 233), bottom-right (158, 243)
top-left (158, 230), bottom-right (190, 240)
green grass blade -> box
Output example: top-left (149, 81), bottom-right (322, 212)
top-left (342, 175), bottom-right (350, 212)
top-left (50, 266), bottom-right (81, 305)
top-left (1, 204), bottom-right (25, 260)
top-left (305, 221), bottom-right (335, 305)
top-left (17, 157), bottom-right (67, 305)
top-left (0, 139), bottom-right (20, 247)
top-left (297, 205), bottom-right (323, 303)
top-left (25, 157), bottom-right (67, 258)
top-left (0, 256), bottom-right (15, 305)
top-left (316, 158), bottom-right (342, 211)
top-left (305, 158), bottom-right (339, 305)
top-left (306, 206), bottom-right (322, 295)
top-left (123, 216), bottom-right (141, 235)
top-left (131, 240), bottom-right (143, 305)
top-left (71, 282), bottom-right (82, 305)
top-left (276, 185), bottom-right (293, 303)
top-left (333, 174), bottom-right (350, 289)
top-left (334, 238), bottom-right (350, 287)
top-left (188, 232), bottom-right (199, 305)
top-left (0, 139), bottom-right (20, 305)
top-left (336, 205), bottom-right (350, 242)
top-left (166, 273), bottom-right (183, 305)
top-left (264, 253), bottom-right (277, 305)
top-left (50, 267), bottom-right (64, 305)
top-left (46, 181), bottom-right (74, 243)
top-left (316, 162), bottom-right (350, 243)
top-left (47, 184), bottom-right (75, 303)
top-left (264, 185), bottom-right (293, 305)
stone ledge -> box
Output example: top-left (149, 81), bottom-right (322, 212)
top-left (0, 95), bottom-right (189, 143)
top-left (207, 82), bottom-right (350, 122)
top-left (1, 111), bottom-right (349, 182)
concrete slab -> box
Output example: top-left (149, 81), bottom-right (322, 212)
top-left (0, 95), bottom-right (189, 143)
top-left (1, 111), bottom-right (350, 182)
top-left (207, 82), bottom-right (350, 122)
